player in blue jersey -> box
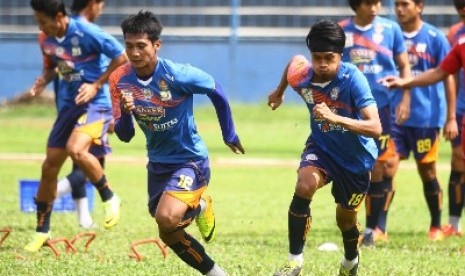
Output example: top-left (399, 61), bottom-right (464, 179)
top-left (269, 20), bottom-right (381, 276)
top-left (442, 0), bottom-right (465, 238)
top-left (380, 0), bottom-right (457, 242)
top-left (25, 0), bottom-right (127, 252)
top-left (110, 11), bottom-right (244, 276)
top-left (54, 0), bottom-right (108, 230)
top-left (339, 0), bottom-right (412, 246)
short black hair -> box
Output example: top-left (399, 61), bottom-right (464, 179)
top-left (71, 0), bottom-right (104, 14)
top-left (454, 0), bottom-right (465, 10)
top-left (121, 10), bottom-right (163, 42)
top-left (30, 0), bottom-right (66, 18)
top-left (348, 0), bottom-right (381, 12)
top-left (306, 20), bottom-right (345, 53)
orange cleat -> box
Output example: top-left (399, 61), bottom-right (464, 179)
top-left (428, 227), bottom-right (444, 241)
top-left (441, 224), bottom-right (462, 238)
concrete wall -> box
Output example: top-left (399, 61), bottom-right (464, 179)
top-left (0, 37), bottom-right (307, 104)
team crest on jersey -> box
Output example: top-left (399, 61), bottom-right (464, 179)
top-left (300, 88), bottom-right (314, 104)
top-left (345, 32), bottom-right (354, 48)
top-left (375, 23), bottom-right (384, 34)
top-left (71, 37), bottom-right (79, 46)
top-left (330, 87), bottom-right (339, 100)
top-left (372, 33), bottom-right (384, 44)
top-left (158, 79), bottom-right (172, 101)
top-left (416, 43), bottom-right (427, 53)
top-left (55, 47), bottom-right (65, 57)
top-left (72, 47), bottom-right (82, 56)
top-left (142, 88), bottom-right (152, 101)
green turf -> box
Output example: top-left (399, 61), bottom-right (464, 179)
top-left (0, 103), bottom-right (463, 275)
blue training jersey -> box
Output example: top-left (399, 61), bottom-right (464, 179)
top-left (111, 58), bottom-right (236, 164)
top-left (39, 17), bottom-right (124, 111)
top-left (288, 56), bottom-right (378, 174)
top-left (391, 22), bottom-right (449, 128)
top-left (448, 22), bottom-right (465, 115)
top-left (339, 16), bottom-right (406, 108)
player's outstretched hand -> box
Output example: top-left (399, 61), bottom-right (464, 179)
top-left (443, 119), bottom-right (459, 141)
top-left (378, 76), bottom-right (407, 89)
top-left (30, 77), bottom-right (47, 96)
top-left (226, 139), bottom-right (245, 154)
top-left (267, 88), bottom-right (284, 110)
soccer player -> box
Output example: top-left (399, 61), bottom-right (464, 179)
top-left (54, 0), bottom-right (108, 229)
top-left (441, 0), bottom-right (465, 237)
top-left (110, 11), bottom-right (244, 276)
top-left (384, 0), bottom-right (457, 241)
top-left (269, 20), bottom-right (381, 276)
top-left (339, 0), bottom-right (412, 246)
top-left (25, 0), bottom-right (127, 252)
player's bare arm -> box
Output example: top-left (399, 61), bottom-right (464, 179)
top-left (382, 67), bottom-right (448, 89)
top-left (314, 103), bottom-right (381, 138)
top-left (75, 53), bottom-right (128, 105)
top-left (394, 52), bottom-right (412, 125)
top-left (267, 62), bottom-right (290, 110)
top-left (443, 74), bottom-right (458, 140)
top-left (30, 67), bottom-right (56, 96)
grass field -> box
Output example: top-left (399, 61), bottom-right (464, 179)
top-left (0, 102), bottom-right (464, 275)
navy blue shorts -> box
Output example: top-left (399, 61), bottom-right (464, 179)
top-left (299, 143), bottom-right (369, 211)
top-left (451, 112), bottom-right (463, 148)
top-left (391, 124), bottom-right (440, 163)
top-left (376, 105), bottom-right (396, 161)
top-left (147, 159), bottom-right (210, 217)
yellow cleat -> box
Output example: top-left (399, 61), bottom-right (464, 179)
top-left (103, 194), bottom-right (121, 229)
top-left (195, 194), bottom-right (216, 243)
top-left (24, 232), bottom-right (50, 252)
top-left (273, 260), bottom-right (303, 276)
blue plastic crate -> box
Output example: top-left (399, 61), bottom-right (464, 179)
top-left (19, 179), bottom-right (94, 212)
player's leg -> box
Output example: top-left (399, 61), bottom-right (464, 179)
top-left (332, 166), bottom-right (369, 276)
top-left (413, 128), bottom-right (443, 241)
top-left (25, 107), bottom-right (77, 252)
top-left (362, 105), bottom-right (395, 245)
top-left (148, 160), bottom-right (226, 275)
top-left (67, 107), bottom-right (120, 229)
top-left (274, 146), bottom-right (326, 276)
top-left (443, 115), bottom-right (464, 237)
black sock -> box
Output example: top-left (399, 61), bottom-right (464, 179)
top-left (35, 200), bottom-right (53, 233)
top-left (342, 225), bottom-right (360, 261)
top-left (68, 166), bottom-right (87, 199)
top-left (448, 171), bottom-right (463, 217)
top-left (377, 177), bottom-right (394, 233)
top-left (365, 181), bottom-right (384, 230)
top-left (91, 175), bottom-right (113, 202)
top-left (168, 233), bottom-right (215, 274)
top-left (288, 194), bottom-right (311, 255)
top-left (423, 178), bottom-right (442, 228)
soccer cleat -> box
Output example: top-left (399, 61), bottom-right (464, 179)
top-left (273, 260), bottom-right (303, 276)
top-left (441, 224), bottom-right (462, 237)
top-left (359, 232), bottom-right (374, 247)
top-left (428, 227), bottom-right (444, 241)
top-left (24, 232), bottom-right (50, 252)
top-left (103, 194), bottom-right (121, 229)
top-left (373, 228), bottom-right (388, 242)
top-left (339, 262), bottom-right (358, 276)
top-left (195, 194), bottom-right (216, 243)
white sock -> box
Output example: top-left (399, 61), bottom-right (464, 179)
top-left (449, 216), bottom-right (461, 231)
top-left (341, 255), bottom-right (358, 269)
top-left (206, 263), bottom-right (227, 276)
top-left (199, 198), bottom-right (207, 214)
top-left (74, 197), bottom-right (93, 228)
top-left (57, 178), bottom-right (72, 197)
top-left (288, 253), bottom-right (303, 266)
